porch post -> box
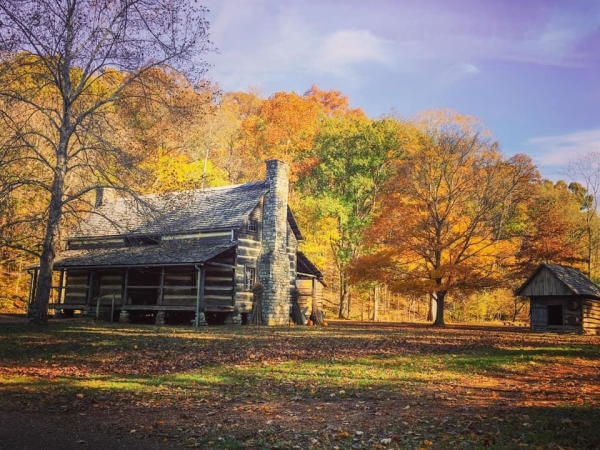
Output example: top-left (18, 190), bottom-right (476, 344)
top-left (57, 269), bottom-right (65, 304)
top-left (119, 268), bottom-right (130, 323)
top-left (155, 267), bottom-right (167, 325)
top-left (311, 277), bottom-right (317, 320)
top-left (158, 267), bottom-right (165, 305)
top-left (122, 268), bottom-right (129, 305)
top-left (194, 264), bottom-right (207, 327)
top-left (85, 271), bottom-right (95, 316)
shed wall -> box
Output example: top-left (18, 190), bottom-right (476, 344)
top-left (520, 268), bottom-right (572, 297)
top-left (530, 296), bottom-right (582, 333)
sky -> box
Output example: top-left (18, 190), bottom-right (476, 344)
top-left (202, 0), bottom-right (600, 180)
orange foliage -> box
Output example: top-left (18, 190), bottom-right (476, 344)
top-left (350, 111), bottom-right (538, 324)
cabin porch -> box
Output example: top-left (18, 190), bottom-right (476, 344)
top-left (37, 247), bottom-right (241, 325)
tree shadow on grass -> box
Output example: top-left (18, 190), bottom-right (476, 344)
top-left (1, 320), bottom-right (598, 378)
top-left (1, 335), bottom-right (599, 449)
top-left (4, 366), bottom-right (598, 449)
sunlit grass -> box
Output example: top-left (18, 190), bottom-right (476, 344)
top-left (0, 348), bottom-right (586, 396)
top-left (1, 319), bottom-right (598, 449)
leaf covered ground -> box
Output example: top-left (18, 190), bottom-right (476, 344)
top-left (0, 318), bottom-right (598, 449)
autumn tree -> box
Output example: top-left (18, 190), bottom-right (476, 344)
top-left (298, 116), bottom-right (405, 318)
top-left (199, 91), bottom-right (264, 183)
top-left (304, 84), bottom-right (364, 118)
top-left (140, 150), bottom-right (228, 194)
top-left (236, 86), bottom-right (365, 180)
top-left (350, 111), bottom-right (537, 326)
top-left (0, 0), bottom-right (211, 323)
top-left (517, 180), bottom-right (588, 273)
top-left (241, 91), bottom-right (321, 175)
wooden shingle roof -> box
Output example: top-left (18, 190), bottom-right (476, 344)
top-left (55, 237), bottom-right (236, 268)
top-left (73, 182), bottom-right (269, 239)
top-left (516, 263), bottom-right (600, 298)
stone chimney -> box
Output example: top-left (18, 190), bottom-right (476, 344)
top-left (258, 160), bottom-right (291, 325)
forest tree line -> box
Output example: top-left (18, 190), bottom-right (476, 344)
top-left (1, 52), bottom-right (599, 324)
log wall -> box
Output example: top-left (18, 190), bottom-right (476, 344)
top-left (287, 222), bottom-right (298, 294)
top-left (233, 203), bottom-right (263, 315)
top-left (64, 270), bottom-right (89, 305)
top-left (95, 271), bottom-right (123, 305)
top-left (234, 237), bottom-right (260, 314)
top-left (583, 299), bottom-right (600, 335)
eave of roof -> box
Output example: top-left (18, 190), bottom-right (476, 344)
top-left (53, 237), bottom-right (236, 269)
top-left (297, 251), bottom-right (325, 285)
top-left (287, 208), bottom-right (303, 241)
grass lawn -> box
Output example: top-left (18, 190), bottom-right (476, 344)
top-left (0, 318), bottom-right (599, 449)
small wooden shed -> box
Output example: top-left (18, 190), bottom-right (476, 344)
top-left (516, 263), bottom-right (600, 334)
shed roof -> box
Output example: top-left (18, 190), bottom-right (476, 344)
top-left (54, 237), bottom-right (236, 268)
top-left (516, 263), bottom-right (600, 298)
top-left (73, 182), bottom-right (269, 239)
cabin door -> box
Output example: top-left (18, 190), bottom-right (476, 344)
top-left (547, 304), bottom-right (563, 326)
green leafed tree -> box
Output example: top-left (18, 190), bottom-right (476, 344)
top-left (298, 116), bottom-right (406, 318)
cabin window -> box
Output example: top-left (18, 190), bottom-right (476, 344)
top-left (244, 267), bottom-right (255, 291)
top-left (547, 304), bottom-right (563, 326)
top-left (247, 219), bottom-right (258, 232)
top-left (125, 235), bottom-right (161, 246)
top-left (68, 238), bottom-right (125, 249)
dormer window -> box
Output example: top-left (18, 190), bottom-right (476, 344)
top-left (68, 238), bottom-right (125, 249)
top-left (125, 235), bottom-right (161, 246)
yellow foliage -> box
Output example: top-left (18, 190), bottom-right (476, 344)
top-left (140, 151), bottom-right (229, 193)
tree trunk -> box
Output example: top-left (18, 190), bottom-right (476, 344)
top-left (28, 140), bottom-right (68, 324)
top-left (432, 291), bottom-right (446, 327)
top-left (338, 273), bottom-right (349, 319)
top-left (372, 285), bottom-right (379, 322)
top-left (29, 22), bottom-right (72, 324)
top-left (347, 287), bottom-right (352, 318)
top-left (426, 294), bottom-right (437, 322)
top-left (28, 183), bottom-right (63, 323)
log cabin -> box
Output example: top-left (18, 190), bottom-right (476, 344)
top-left (30, 160), bottom-right (324, 325)
top-left (516, 263), bottom-right (600, 334)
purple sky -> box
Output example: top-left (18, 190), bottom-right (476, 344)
top-left (203, 0), bottom-right (600, 180)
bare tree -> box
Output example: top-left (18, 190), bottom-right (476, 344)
top-left (569, 153), bottom-right (600, 279)
top-left (0, 0), bottom-right (211, 323)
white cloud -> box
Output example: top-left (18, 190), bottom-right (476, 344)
top-left (204, 4), bottom-right (394, 90)
top-left (437, 62), bottom-right (481, 84)
top-left (527, 128), bottom-right (600, 167)
top-left (309, 30), bottom-right (393, 76)
top-left (202, 0), bottom-right (599, 93)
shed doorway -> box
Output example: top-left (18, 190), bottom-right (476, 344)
top-left (547, 305), bottom-right (563, 326)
